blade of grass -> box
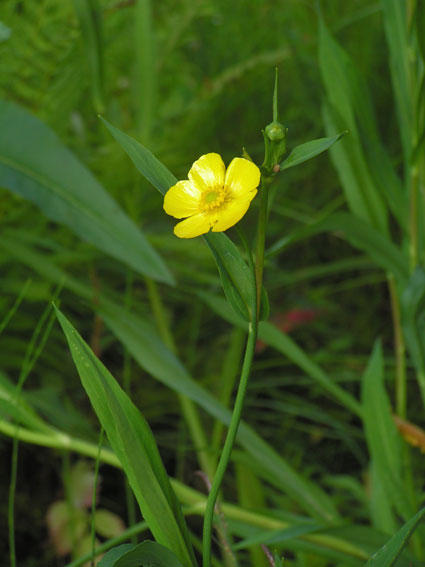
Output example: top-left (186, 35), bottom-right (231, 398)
top-left (55, 306), bottom-right (196, 567)
top-left (365, 506), bottom-right (425, 567)
top-left (381, 0), bottom-right (412, 170)
top-left (319, 18), bottom-right (406, 227)
top-left (318, 20), bottom-right (389, 233)
top-left (0, 279), bottom-right (32, 335)
top-left (0, 101), bottom-right (173, 284)
top-left (73, 0), bottom-right (104, 114)
top-left (280, 133), bottom-right (347, 171)
top-left (401, 267), bottom-right (425, 407)
top-left (361, 341), bottom-right (413, 522)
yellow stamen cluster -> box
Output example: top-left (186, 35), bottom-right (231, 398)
top-left (202, 186), bottom-right (228, 211)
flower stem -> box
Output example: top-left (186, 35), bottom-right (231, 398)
top-left (202, 321), bottom-right (257, 567)
top-left (255, 178), bottom-right (271, 318)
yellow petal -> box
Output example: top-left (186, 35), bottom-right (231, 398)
top-left (224, 157), bottom-right (260, 198)
top-left (174, 213), bottom-right (211, 238)
top-left (188, 153), bottom-right (225, 193)
top-left (212, 195), bottom-right (256, 232)
top-left (164, 180), bottom-right (201, 219)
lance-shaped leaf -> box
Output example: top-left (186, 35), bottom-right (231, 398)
top-left (279, 132), bottom-right (346, 171)
top-left (365, 507), bottom-right (425, 567)
top-left (381, 0), bottom-right (412, 170)
top-left (401, 267), bottom-right (425, 404)
top-left (361, 342), bottom-right (413, 522)
top-left (0, 100), bottom-right (173, 284)
top-left (99, 541), bottom-right (184, 567)
top-left (55, 307), bottom-right (196, 567)
top-left (318, 18), bottom-right (405, 231)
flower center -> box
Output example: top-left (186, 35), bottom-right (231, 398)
top-left (202, 186), bottom-right (228, 212)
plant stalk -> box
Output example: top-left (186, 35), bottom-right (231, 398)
top-left (388, 274), bottom-right (407, 418)
top-left (255, 178), bottom-right (271, 317)
top-left (202, 322), bottom-right (257, 567)
top-left (409, 165), bottom-right (419, 272)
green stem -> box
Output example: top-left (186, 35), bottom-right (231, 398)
top-left (0, 421), bottom-right (120, 466)
top-left (202, 322), bottom-right (257, 567)
top-left (409, 165), bottom-right (419, 271)
top-left (254, 178), bottom-right (271, 317)
top-left (388, 274), bottom-right (407, 418)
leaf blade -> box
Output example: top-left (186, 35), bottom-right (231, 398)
top-left (280, 133), bottom-right (346, 171)
top-left (0, 100), bottom-right (173, 284)
top-left (55, 307), bottom-right (195, 567)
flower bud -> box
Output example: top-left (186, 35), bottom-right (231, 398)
top-left (262, 121), bottom-right (287, 174)
top-left (265, 121), bottom-right (286, 142)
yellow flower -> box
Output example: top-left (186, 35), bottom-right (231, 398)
top-left (163, 153), bottom-right (261, 238)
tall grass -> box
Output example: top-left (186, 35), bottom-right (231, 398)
top-left (0, 1), bottom-right (424, 566)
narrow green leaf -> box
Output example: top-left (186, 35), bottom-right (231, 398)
top-left (204, 232), bottom-right (256, 321)
top-left (381, 0), bottom-right (412, 168)
top-left (401, 267), bottom-right (425, 403)
top-left (0, 101), bottom-right (173, 285)
top-left (55, 307), bottom-right (196, 567)
top-left (100, 117), bottom-right (176, 195)
top-left (415, 0), bottom-right (425, 64)
top-left (233, 523), bottom-right (322, 550)
top-left (0, 372), bottom-right (52, 434)
top-left (318, 18), bottom-right (405, 231)
top-left (319, 16), bottom-right (405, 225)
top-left (117, 541), bottom-right (184, 567)
top-left (361, 342), bottom-right (412, 521)
top-left (280, 133), bottom-right (346, 171)
top-left (73, 0), bottom-right (104, 114)
top-left (99, 541), bottom-right (184, 567)
top-left (365, 507), bottom-right (425, 567)
top-left (98, 544), bottom-right (135, 566)
top-left (369, 461), bottom-right (397, 534)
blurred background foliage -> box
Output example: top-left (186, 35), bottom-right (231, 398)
top-left (0, 0), bottom-right (420, 566)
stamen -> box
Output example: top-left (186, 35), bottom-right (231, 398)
top-left (202, 186), bottom-right (228, 212)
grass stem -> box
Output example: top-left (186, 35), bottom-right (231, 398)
top-left (388, 274), bottom-right (407, 418)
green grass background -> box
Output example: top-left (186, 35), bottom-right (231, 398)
top-left (0, 1), bottom-right (424, 566)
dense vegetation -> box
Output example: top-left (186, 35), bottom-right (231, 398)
top-left (1, 1), bottom-right (424, 566)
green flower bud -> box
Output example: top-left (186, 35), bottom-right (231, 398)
top-left (265, 121), bottom-right (286, 142)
